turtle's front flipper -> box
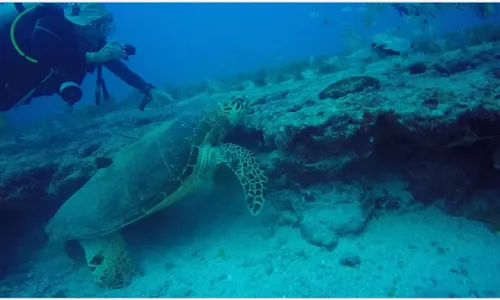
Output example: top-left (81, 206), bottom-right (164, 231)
top-left (78, 232), bottom-right (139, 289)
top-left (218, 143), bottom-right (267, 215)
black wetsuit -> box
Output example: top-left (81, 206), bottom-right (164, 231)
top-left (0, 4), bottom-right (154, 111)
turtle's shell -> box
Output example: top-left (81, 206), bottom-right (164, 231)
top-left (372, 33), bottom-right (412, 54)
top-left (46, 112), bottom-right (223, 241)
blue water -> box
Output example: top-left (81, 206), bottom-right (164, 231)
top-left (2, 2), bottom-right (500, 298)
top-left (4, 3), bottom-right (492, 123)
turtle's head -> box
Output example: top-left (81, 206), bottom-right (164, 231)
top-left (219, 95), bottom-right (248, 126)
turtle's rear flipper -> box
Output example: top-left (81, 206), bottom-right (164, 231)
top-left (218, 143), bottom-right (267, 215)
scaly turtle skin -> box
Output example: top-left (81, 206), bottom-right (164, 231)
top-left (45, 95), bottom-right (267, 289)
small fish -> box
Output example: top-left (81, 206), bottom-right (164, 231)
top-left (309, 12), bottom-right (330, 25)
top-left (475, 3), bottom-right (497, 18)
top-left (364, 15), bottom-right (374, 28)
top-left (452, 29), bottom-right (469, 47)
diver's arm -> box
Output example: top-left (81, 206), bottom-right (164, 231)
top-left (0, 3), bottom-right (39, 28)
top-left (104, 60), bottom-right (155, 95)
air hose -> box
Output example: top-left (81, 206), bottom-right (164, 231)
top-left (9, 5), bottom-right (38, 63)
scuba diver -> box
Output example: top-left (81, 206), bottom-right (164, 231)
top-left (0, 2), bottom-right (172, 112)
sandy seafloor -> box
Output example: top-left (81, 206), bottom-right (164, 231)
top-left (2, 180), bottom-right (499, 298)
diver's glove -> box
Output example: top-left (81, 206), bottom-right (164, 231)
top-left (138, 84), bottom-right (175, 110)
top-left (85, 40), bottom-right (125, 64)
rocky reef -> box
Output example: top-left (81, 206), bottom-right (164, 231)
top-left (2, 23), bottom-right (500, 279)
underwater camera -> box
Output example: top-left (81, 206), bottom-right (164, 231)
top-left (122, 44), bottom-right (136, 56)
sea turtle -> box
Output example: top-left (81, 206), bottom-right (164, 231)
top-left (45, 95), bottom-right (267, 289)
